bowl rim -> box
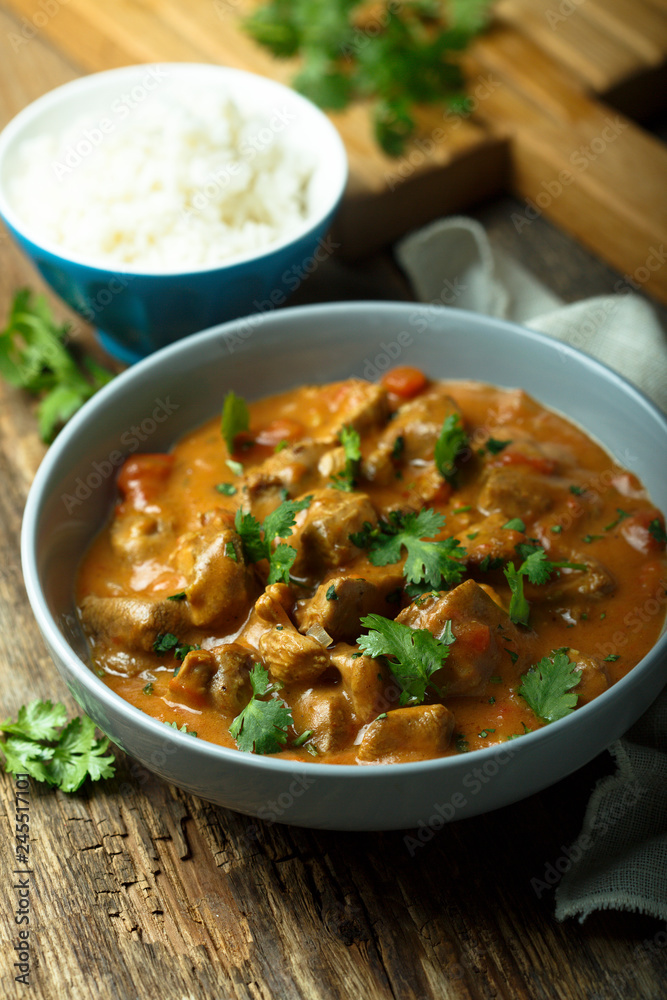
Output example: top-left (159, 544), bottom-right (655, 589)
top-left (20, 300), bottom-right (667, 779)
top-left (0, 61), bottom-right (348, 278)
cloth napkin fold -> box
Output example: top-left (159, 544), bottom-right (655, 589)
top-left (396, 217), bottom-right (667, 923)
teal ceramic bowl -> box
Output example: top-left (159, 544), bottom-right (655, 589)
top-left (0, 64), bottom-right (347, 364)
top-left (20, 302), bottom-right (667, 830)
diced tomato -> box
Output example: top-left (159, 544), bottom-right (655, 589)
top-left (254, 418), bottom-right (305, 448)
top-left (381, 366), bottom-right (428, 399)
top-left (621, 510), bottom-right (666, 555)
top-left (117, 454), bottom-right (174, 509)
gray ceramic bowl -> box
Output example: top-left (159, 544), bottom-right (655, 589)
top-left (21, 302), bottom-right (667, 830)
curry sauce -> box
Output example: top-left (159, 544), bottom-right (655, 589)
top-left (77, 371), bottom-right (667, 764)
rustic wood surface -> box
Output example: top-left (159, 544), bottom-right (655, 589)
top-left (1, 6), bottom-right (667, 1000)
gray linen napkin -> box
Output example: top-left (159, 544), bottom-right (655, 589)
top-left (396, 217), bottom-right (667, 923)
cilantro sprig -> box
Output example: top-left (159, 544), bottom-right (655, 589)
top-left (434, 413), bottom-right (468, 484)
top-left (153, 633), bottom-right (199, 661)
top-left (330, 424), bottom-right (361, 492)
top-left (504, 545), bottom-right (587, 624)
top-left (221, 390), bottom-right (250, 455)
top-left (0, 289), bottom-right (114, 442)
top-left (235, 495), bottom-right (312, 583)
top-left (358, 614), bottom-right (455, 706)
top-left (244, 0), bottom-right (493, 155)
top-left (519, 650), bottom-right (580, 723)
top-left (351, 507), bottom-right (466, 594)
top-left (0, 700), bottom-right (115, 792)
top-left (230, 664), bottom-right (293, 754)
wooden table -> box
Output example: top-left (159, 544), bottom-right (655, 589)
top-left (1, 7), bottom-right (667, 1000)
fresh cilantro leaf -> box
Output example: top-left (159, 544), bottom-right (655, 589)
top-left (604, 654), bottom-right (620, 662)
top-left (569, 485), bottom-right (585, 496)
top-left (0, 699), bottom-right (115, 791)
top-left (479, 555), bottom-right (504, 572)
top-left (649, 519), bottom-right (667, 544)
top-left (230, 664), bottom-right (293, 754)
top-left (434, 413), bottom-right (468, 483)
top-left (518, 650), bottom-right (580, 723)
top-left (263, 495), bottom-right (312, 545)
top-left (225, 541), bottom-right (238, 561)
top-left (152, 633), bottom-right (199, 661)
top-left (391, 435), bottom-right (405, 461)
top-left (329, 425), bottom-right (361, 492)
top-left (583, 534), bottom-right (604, 543)
top-left (226, 458), bottom-right (244, 476)
top-left (358, 613), bottom-right (455, 706)
top-left (0, 289), bottom-right (115, 442)
top-left (352, 508), bottom-right (466, 590)
top-left (221, 390), bottom-right (250, 454)
top-left (503, 518), bottom-right (525, 532)
top-left (504, 562), bottom-right (530, 625)
top-left (163, 721), bottom-right (198, 736)
top-left (455, 733), bottom-right (470, 753)
top-left (267, 543), bottom-right (297, 585)
top-left (167, 591), bottom-right (186, 601)
top-left (326, 585), bottom-right (338, 601)
top-left (216, 482), bottom-right (237, 496)
top-left (142, 682), bottom-right (153, 695)
top-left (234, 510), bottom-right (266, 563)
top-left (485, 438), bottom-right (512, 454)
top-left (604, 508), bottom-right (630, 531)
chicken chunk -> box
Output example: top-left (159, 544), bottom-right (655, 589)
top-left (289, 686), bottom-right (355, 753)
top-left (357, 704), bottom-right (455, 763)
top-left (110, 510), bottom-right (175, 561)
top-left (396, 579), bottom-right (523, 696)
top-left (324, 378), bottom-right (389, 436)
top-left (362, 384), bottom-right (462, 486)
top-left (477, 466), bottom-right (557, 523)
top-left (329, 643), bottom-right (392, 723)
top-left (168, 644), bottom-right (254, 714)
top-left (240, 439), bottom-right (332, 520)
top-left (568, 649), bottom-right (611, 705)
top-left (455, 512), bottom-right (524, 567)
top-left (527, 555), bottom-right (615, 602)
top-left (255, 588), bottom-right (330, 684)
top-left (290, 490), bottom-right (378, 578)
top-left (169, 523), bottom-right (254, 630)
top-left (294, 568), bottom-right (404, 643)
top-left (79, 595), bottom-right (188, 656)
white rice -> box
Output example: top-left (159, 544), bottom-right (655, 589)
top-left (8, 87), bottom-right (315, 270)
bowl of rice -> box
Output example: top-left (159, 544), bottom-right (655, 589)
top-left (0, 63), bottom-right (347, 363)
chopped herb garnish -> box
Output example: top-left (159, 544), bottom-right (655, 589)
top-left (451, 505), bottom-right (472, 514)
top-left (455, 733), bottom-right (470, 753)
top-left (216, 482), bottom-right (237, 496)
top-left (504, 546), bottom-right (587, 625)
top-left (330, 424), bottom-right (361, 492)
top-left (376, 713), bottom-right (388, 721)
top-left (230, 664), bottom-right (293, 754)
top-left (486, 438), bottom-right (512, 454)
top-left (293, 729), bottom-right (313, 747)
top-left (163, 721), bottom-right (198, 737)
top-left (488, 696), bottom-right (496, 705)
top-left (434, 413), bottom-right (468, 483)
top-left (583, 534), bottom-right (604, 543)
top-left (570, 485), bottom-right (585, 496)
top-left (152, 633), bottom-right (199, 661)
top-left (479, 555), bottom-right (504, 572)
top-left (649, 519), bottom-right (667, 544)
top-left (275, 440), bottom-right (289, 452)
top-left (503, 518), bottom-right (526, 532)
top-left (225, 541), bottom-right (238, 561)
top-left (604, 654), bottom-right (620, 662)
top-left (467, 531), bottom-right (479, 540)
top-left (167, 591), bottom-right (187, 601)
top-left (235, 495), bottom-right (312, 584)
top-left (391, 436), bottom-right (405, 461)
top-left (478, 728), bottom-right (495, 738)
top-left (550, 525), bottom-right (563, 534)
top-left (226, 458), bottom-right (244, 476)
top-left (357, 613), bottom-right (455, 706)
top-left (326, 585), bottom-right (338, 601)
top-left (350, 507), bottom-right (466, 592)
top-left (604, 508), bottom-right (630, 531)
top-left (600, 612), bottom-right (606, 620)
top-left (142, 682), bottom-right (153, 695)
top-left (505, 649), bottom-right (518, 664)
top-left (275, 624), bottom-right (283, 631)
top-left (221, 390), bottom-right (250, 454)
top-left (519, 650), bottom-right (580, 723)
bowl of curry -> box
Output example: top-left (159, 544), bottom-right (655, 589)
top-left (21, 302), bottom-right (667, 830)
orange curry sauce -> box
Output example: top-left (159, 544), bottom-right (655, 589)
top-left (77, 372), bottom-right (667, 764)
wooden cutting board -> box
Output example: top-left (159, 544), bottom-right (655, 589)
top-left (3, 0), bottom-right (667, 303)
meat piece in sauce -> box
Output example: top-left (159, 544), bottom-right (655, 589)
top-left (455, 512), bottom-right (525, 567)
top-left (568, 649), bottom-right (611, 705)
top-left (170, 519), bottom-right (255, 630)
top-left (290, 490), bottom-right (378, 578)
top-left (357, 704), bottom-right (455, 763)
top-left (169, 643), bottom-right (253, 714)
top-left (329, 643), bottom-right (393, 724)
top-left (110, 510), bottom-right (175, 561)
top-left (294, 568), bottom-right (404, 643)
top-left (362, 384), bottom-right (462, 487)
top-left (396, 579), bottom-right (523, 696)
top-left (255, 586), bottom-right (330, 684)
top-left (289, 685), bottom-right (355, 753)
top-left (477, 466), bottom-right (559, 523)
top-left (526, 554), bottom-right (615, 602)
top-left (242, 439), bottom-right (332, 519)
top-left (79, 595), bottom-right (188, 656)
top-left (324, 378), bottom-right (390, 436)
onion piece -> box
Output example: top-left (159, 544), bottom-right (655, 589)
top-left (306, 624), bottom-right (333, 648)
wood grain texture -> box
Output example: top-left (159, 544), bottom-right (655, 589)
top-left (1, 7), bottom-right (667, 1000)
